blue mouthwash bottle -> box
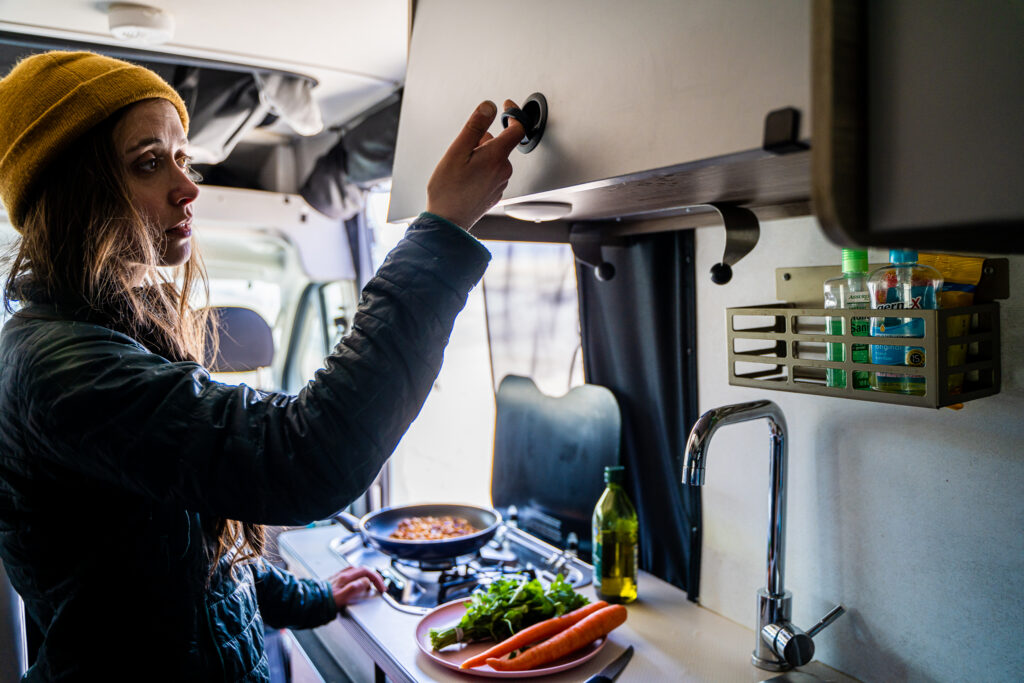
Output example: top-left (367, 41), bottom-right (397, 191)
top-left (867, 249), bottom-right (943, 395)
top-left (825, 248), bottom-right (870, 389)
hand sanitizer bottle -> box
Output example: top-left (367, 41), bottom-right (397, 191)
top-left (867, 249), bottom-right (943, 395)
top-left (825, 249), bottom-right (870, 389)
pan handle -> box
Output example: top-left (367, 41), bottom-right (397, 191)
top-left (332, 510), bottom-right (363, 532)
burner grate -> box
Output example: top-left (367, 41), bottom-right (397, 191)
top-left (328, 523), bottom-right (591, 615)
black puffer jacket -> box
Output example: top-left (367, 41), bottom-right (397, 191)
top-left (0, 214), bottom-right (490, 681)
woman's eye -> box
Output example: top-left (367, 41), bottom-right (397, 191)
top-left (178, 155), bottom-right (203, 183)
top-left (136, 157), bottom-right (160, 172)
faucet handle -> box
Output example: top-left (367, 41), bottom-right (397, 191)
top-left (761, 604), bottom-right (845, 667)
top-left (805, 604), bottom-right (845, 638)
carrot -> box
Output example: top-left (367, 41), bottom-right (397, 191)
top-left (485, 604), bottom-right (628, 671)
top-left (460, 601), bottom-right (608, 669)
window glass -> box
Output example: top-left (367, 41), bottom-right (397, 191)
top-left (0, 218), bottom-right (19, 330)
top-left (199, 230), bottom-right (307, 391)
top-left (364, 187), bottom-right (582, 509)
top-left (321, 280), bottom-right (356, 348)
top-left (293, 286), bottom-right (329, 383)
top-left (207, 279), bottom-right (282, 330)
top-left (483, 241), bottom-right (583, 397)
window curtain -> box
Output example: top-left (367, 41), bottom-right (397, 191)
top-left (576, 230), bottom-right (701, 600)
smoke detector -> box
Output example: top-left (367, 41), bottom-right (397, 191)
top-left (108, 3), bottom-right (175, 45)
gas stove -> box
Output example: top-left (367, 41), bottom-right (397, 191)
top-left (326, 520), bottom-right (592, 615)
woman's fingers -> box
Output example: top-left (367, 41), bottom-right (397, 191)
top-left (329, 566), bottom-right (387, 609)
top-left (447, 101), bottom-right (498, 160)
top-left (333, 577), bottom-right (372, 606)
top-left (490, 99), bottom-right (524, 154)
top-left (334, 566), bottom-right (386, 593)
top-left (477, 131), bottom-right (495, 147)
top-left (425, 99), bottom-right (526, 230)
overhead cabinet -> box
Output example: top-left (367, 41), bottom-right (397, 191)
top-left (391, 1), bottom-right (1024, 252)
top-left (389, 0), bottom-right (812, 229)
top-left (813, 0), bottom-right (1024, 253)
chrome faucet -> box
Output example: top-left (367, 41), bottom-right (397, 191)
top-left (683, 400), bottom-right (844, 671)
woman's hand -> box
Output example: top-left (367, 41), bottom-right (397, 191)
top-left (425, 100), bottom-right (525, 230)
top-left (328, 566), bottom-right (388, 610)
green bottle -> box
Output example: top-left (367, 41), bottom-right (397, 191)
top-left (824, 248), bottom-right (870, 389)
top-left (592, 465), bottom-right (638, 604)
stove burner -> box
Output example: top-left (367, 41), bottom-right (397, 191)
top-left (328, 523), bottom-right (590, 615)
top-left (392, 556), bottom-right (461, 572)
top-left (478, 541), bottom-right (519, 564)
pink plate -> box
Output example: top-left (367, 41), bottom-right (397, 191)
top-left (415, 599), bottom-right (607, 678)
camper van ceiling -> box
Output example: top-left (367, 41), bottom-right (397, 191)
top-left (0, 1), bottom-right (407, 128)
top-left (0, 37), bottom-right (315, 163)
top-left (0, 1), bottom-right (407, 194)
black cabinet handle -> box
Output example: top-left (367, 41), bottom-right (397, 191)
top-left (501, 92), bottom-right (547, 153)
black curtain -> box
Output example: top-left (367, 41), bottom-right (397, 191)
top-left (576, 230), bottom-right (702, 600)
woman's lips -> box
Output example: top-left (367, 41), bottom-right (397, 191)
top-left (166, 222), bottom-right (192, 239)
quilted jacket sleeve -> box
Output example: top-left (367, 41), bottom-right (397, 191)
top-left (14, 214), bottom-right (490, 525)
top-left (251, 560), bottom-right (337, 629)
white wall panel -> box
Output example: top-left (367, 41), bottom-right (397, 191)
top-left (694, 217), bottom-right (1024, 680)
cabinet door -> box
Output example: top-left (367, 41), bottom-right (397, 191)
top-left (389, 0), bottom-right (810, 223)
top-left (813, 0), bottom-right (1024, 253)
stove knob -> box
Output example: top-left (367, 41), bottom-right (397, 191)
top-left (566, 532), bottom-right (579, 557)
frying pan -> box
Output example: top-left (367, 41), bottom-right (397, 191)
top-left (335, 503), bottom-right (502, 562)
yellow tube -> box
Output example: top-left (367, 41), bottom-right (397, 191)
top-left (918, 253), bottom-right (985, 394)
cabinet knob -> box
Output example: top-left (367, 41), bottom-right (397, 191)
top-left (501, 93), bottom-right (548, 153)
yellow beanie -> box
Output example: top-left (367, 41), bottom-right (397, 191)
top-left (0, 51), bottom-right (189, 231)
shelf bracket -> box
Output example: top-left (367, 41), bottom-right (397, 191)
top-left (708, 202), bottom-right (760, 285)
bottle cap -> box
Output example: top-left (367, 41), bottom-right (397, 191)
top-left (604, 465), bottom-right (625, 484)
top-left (889, 249), bottom-right (918, 264)
top-left (841, 248), bottom-right (868, 274)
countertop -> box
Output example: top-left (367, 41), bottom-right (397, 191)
top-left (279, 525), bottom-right (856, 683)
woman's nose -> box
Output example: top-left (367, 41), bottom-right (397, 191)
top-left (171, 166), bottom-right (200, 206)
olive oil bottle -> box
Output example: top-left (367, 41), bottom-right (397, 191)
top-left (592, 465), bottom-right (638, 603)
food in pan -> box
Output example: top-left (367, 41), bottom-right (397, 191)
top-left (389, 515), bottom-right (479, 540)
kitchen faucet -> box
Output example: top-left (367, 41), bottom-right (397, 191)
top-left (683, 400), bottom-right (844, 671)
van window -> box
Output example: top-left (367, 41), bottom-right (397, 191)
top-left (483, 240), bottom-right (584, 396)
top-left (365, 188), bottom-right (583, 506)
top-left (0, 218), bottom-right (17, 328)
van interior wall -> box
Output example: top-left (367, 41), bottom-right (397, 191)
top-left (693, 216), bottom-right (1024, 681)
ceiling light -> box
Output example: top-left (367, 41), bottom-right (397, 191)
top-left (108, 3), bottom-right (175, 45)
top-left (503, 202), bottom-right (573, 223)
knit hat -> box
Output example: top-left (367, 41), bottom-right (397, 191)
top-left (0, 51), bottom-right (189, 231)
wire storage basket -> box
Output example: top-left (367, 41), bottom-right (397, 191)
top-left (726, 303), bottom-right (1001, 408)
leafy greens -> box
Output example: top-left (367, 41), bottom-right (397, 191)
top-left (429, 574), bottom-right (589, 650)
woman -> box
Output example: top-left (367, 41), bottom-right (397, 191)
top-left (0, 51), bottom-right (523, 681)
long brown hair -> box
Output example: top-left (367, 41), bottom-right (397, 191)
top-left (2, 102), bottom-right (264, 573)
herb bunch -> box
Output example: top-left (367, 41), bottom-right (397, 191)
top-left (429, 575), bottom-right (589, 650)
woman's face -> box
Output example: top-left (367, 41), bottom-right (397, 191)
top-left (112, 98), bottom-right (199, 268)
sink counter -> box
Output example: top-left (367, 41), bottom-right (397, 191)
top-left (279, 524), bottom-right (856, 682)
